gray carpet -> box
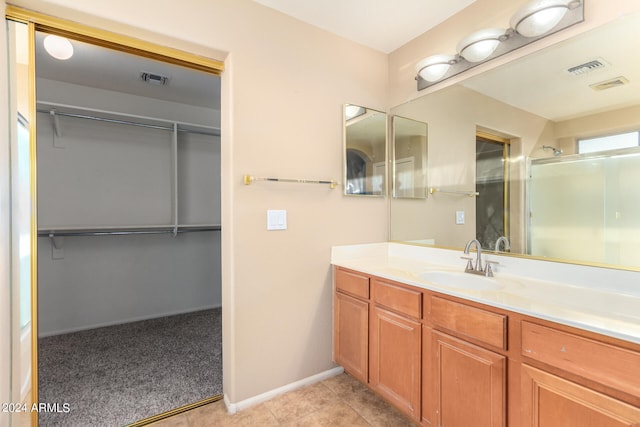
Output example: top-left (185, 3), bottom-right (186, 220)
top-left (38, 308), bottom-right (222, 426)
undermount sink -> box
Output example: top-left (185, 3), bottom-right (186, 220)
top-left (416, 270), bottom-right (503, 291)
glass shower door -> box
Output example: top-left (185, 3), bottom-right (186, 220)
top-left (529, 151), bottom-right (640, 267)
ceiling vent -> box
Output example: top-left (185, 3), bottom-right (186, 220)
top-left (566, 58), bottom-right (608, 76)
top-left (590, 76), bottom-right (629, 91)
top-left (140, 71), bottom-right (170, 86)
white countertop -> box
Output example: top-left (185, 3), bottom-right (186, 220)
top-left (331, 243), bottom-right (640, 345)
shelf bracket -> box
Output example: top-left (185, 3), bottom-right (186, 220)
top-left (50, 110), bottom-right (65, 148)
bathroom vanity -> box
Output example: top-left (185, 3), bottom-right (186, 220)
top-left (332, 243), bottom-right (640, 427)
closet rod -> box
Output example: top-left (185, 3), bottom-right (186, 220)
top-left (38, 225), bottom-right (221, 237)
top-left (37, 109), bottom-right (221, 137)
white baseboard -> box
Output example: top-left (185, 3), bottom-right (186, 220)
top-left (223, 366), bottom-right (344, 414)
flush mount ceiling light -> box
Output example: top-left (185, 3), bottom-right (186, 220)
top-left (43, 34), bottom-right (74, 60)
top-left (415, 0), bottom-right (583, 91)
top-left (416, 54), bottom-right (457, 82)
top-left (457, 28), bottom-right (507, 63)
top-left (510, 0), bottom-right (581, 37)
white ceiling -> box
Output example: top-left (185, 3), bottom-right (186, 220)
top-left (253, 0), bottom-right (476, 53)
top-left (35, 32), bottom-right (221, 110)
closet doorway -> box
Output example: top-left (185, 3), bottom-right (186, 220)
top-left (28, 18), bottom-right (222, 426)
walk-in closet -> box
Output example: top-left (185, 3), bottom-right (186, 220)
top-left (34, 31), bottom-right (222, 426)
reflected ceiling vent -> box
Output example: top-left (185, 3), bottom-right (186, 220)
top-left (590, 76), bottom-right (629, 91)
top-left (566, 58), bottom-right (608, 76)
top-left (140, 71), bottom-right (170, 86)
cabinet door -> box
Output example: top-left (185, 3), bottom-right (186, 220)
top-left (334, 292), bottom-right (369, 383)
top-left (370, 306), bottom-right (421, 421)
top-left (432, 331), bottom-right (506, 427)
top-left (521, 364), bottom-right (640, 427)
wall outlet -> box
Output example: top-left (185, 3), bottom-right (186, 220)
top-left (456, 210), bottom-right (465, 225)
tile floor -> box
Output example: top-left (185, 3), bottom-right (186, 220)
top-left (149, 372), bottom-right (418, 426)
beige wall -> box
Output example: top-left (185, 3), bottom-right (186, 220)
top-left (3, 0), bottom-right (388, 405)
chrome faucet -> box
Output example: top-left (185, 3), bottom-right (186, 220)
top-left (463, 239), bottom-right (483, 272)
top-left (462, 239), bottom-right (498, 277)
top-left (495, 236), bottom-right (510, 252)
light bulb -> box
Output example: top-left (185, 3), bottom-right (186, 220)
top-left (416, 54), bottom-right (456, 82)
top-left (510, 0), bottom-right (572, 37)
top-left (457, 28), bottom-right (506, 62)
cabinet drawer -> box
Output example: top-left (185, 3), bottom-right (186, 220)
top-left (335, 268), bottom-right (370, 299)
top-left (373, 279), bottom-right (422, 319)
top-left (430, 296), bottom-right (506, 350)
top-left (521, 321), bottom-right (640, 398)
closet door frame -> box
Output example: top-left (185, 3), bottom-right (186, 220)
top-left (4, 6), bottom-right (224, 426)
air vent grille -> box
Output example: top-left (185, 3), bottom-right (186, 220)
top-left (140, 71), bottom-right (169, 86)
top-left (566, 59), bottom-right (607, 76)
top-left (590, 76), bottom-right (629, 91)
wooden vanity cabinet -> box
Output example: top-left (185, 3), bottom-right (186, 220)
top-left (520, 365), bottom-right (640, 427)
top-left (427, 295), bottom-right (507, 427)
top-left (332, 266), bottom-right (640, 426)
top-left (333, 268), bottom-right (370, 383)
top-left (369, 278), bottom-right (422, 421)
top-left (519, 321), bottom-right (640, 427)
top-left (431, 331), bottom-right (506, 427)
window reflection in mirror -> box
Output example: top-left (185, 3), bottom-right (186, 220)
top-left (344, 104), bottom-right (387, 196)
top-left (392, 116), bottom-right (428, 199)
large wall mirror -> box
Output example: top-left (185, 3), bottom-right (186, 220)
top-left (343, 104), bottom-right (387, 196)
top-left (390, 11), bottom-right (640, 270)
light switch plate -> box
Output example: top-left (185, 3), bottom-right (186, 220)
top-left (456, 210), bottom-right (465, 225)
top-left (267, 209), bottom-right (287, 230)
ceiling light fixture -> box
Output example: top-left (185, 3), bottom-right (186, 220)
top-left (43, 34), bottom-right (74, 60)
top-left (415, 0), bottom-right (583, 90)
top-left (416, 54), bottom-right (457, 82)
top-left (457, 28), bottom-right (507, 63)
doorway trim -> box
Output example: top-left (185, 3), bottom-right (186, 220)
top-left (5, 5), bottom-right (224, 426)
top-left (5, 6), bottom-right (224, 74)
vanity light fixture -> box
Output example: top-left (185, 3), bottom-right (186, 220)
top-left (510, 0), bottom-right (581, 37)
top-left (43, 34), bottom-right (74, 60)
top-left (457, 28), bottom-right (507, 63)
top-left (416, 54), bottom-right (457, 82)
top-left (415, 0), bottom-right (584, 90)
